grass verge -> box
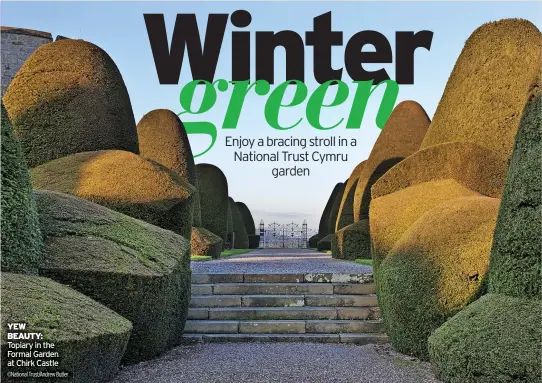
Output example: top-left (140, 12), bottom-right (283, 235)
top-left (191, 248), bottom-right (253, 262)
top-left (355, 258), bottom-right (373, 266)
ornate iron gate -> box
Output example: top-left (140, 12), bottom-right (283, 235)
top-left (259, 220), bottom-right (316, 248)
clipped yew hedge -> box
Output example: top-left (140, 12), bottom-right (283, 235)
top-left (1, 273), bottom-right (132, 383)
top-left (317, 183), bottom-right (343, 239)
top-left (197, 164), bottom-right (229, 244)
top-left (0, 103), bottom-right (42, 274)
top-left (191, 227), bottom-right (223, 259)
top-left (236, 201), bottom-right (256, 234)
top-left (353, 101), bottom-right (430, 222)
top-left (331, 220), bottom-right (370, 260)
top-left (378, 196), bottom-right (499, 358)
top-left (137, 109), bottom-right (202, 226)
top-left (488, 91), bottom-right (542, 298)
top-left (428, 294), bottom-right (541, 383)
top-left (30, 150), bottom-right (195, 240)
top-left (428, 85), bottom-right (542, 382)
top-left (4, 39), bottom-right (138, 167)
top-left (229, 197), bottom-right (249, 249)
top-left (35, 190), bottom-right (191, 363)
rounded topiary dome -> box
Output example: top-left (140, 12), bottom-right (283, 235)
top-left (4, 39), bottom-right (138, 167)
top-left (137, 109), bottom-right (202, 226)
top-left (378, 196), bottom-right (499, 358)
top-left (229, 197), bottom-right (249, 249)
top-left (235, 201), bottom-right (256, 234)
top-left (196, 164), bottom-right (229, 244)
top-left (30, 150), bottom-right (195, 240)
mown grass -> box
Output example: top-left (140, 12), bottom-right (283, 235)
top-left (355, 258), bottom-right (373, 266)
top-left (191, 248), bottom-right (253, 262)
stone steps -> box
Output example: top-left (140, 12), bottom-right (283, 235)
top-left (185, 273), bottom-right (386, 344)
top-left (188, 306), bottom-right (381, 320)
top-left (185, 320), bottom-right (384, 334)
top-left (190, 294), bottom-right (379, 308)
top-left (183, 333), bottom-right (389, 345)
top-left (192, 283), bottom-right (377, 296)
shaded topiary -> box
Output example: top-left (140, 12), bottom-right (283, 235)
top-left (4, 39), bottom-right (138, 167)
top-left (191, 227), bottom-right (223, 259)
top-left (236, 201), bottom-right (260, 248)
top-left (377, 196), bottom-right (499, 359)
top-left (227, 203), bottom-right (233, 236)
top-left (1, 273), bottom-right (132, 383)
top-left (327, 182), bottom-right (345, 234)
top-left (331, 220), bottom-right (370, 260)
top-left (30, 150), bottom-right (195, 240)
top-left (229, 197), bottom-right (249, 249)
top-left (354, 101), bottom-right (430, 222)
top-left (308, 234), bottom-right (319, 249)
top-left (335, 161), bottom-right (365, 231)
top-left (317, 183), bottom-right (343, 239)
top-left (488, 91), bottom-right (541, 298)
top-left (248, 234), bottom-right (261, 249)
top-left (0, 103), bottom-right (42, 273)
top-left (137, 109), bottom-right (202, 226)
top-left (197, 164), bottom-right (229, 245)
top-left (236, 201), bottom-right (256, 234)
top-left (420, 19), bottom-right (542, 159)
top-left (34, 190), bottom-right (191, 363)
top-left (316, 234), bottom-right (334, 251)
top-left (428, 294), bottom-right (541, 383)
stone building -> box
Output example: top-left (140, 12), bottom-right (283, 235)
top-left (1, 27), bottom-right (53, 96)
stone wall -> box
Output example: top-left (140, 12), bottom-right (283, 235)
top-left (1, 27), bottom-right (53, 96)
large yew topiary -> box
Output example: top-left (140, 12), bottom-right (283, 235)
top-left (236, 201), bottom-right (260, 248)
top-left (0, 103), bottom-right (43, 273)
top-left (316, 234), bottom-right (334, 252)
top-left (370, 21), bottom-right (541, 360)
top-left (191, 227), bottom-right (223, 259)
top-left (420, 19), bottom-right (541, 159)
top-left (370, 179), bottom-right (483, 266)
top-left (335, 161), bottom-right (365, 231)
top-left (34, 190), bottom-right (192, 363)
top-left (30, 150), bottom-right (195, 240)
top-left (1, 273), bottom-right (132, 383)
top-left (317, 183), bottom-right (343, 239)
top-left (137, 109), bottom-right (202, 226)
top-left (428, 294), bottom-right (541, 383)
top-left (378, 196), bottom-right (499, 358)
top-left (3, 39), bottom-right (138, 167)
top-left (196, 164), bottom-right (229, 245)
top-left (229, 197), bottom-right (249, 249)
top-left (353, 101), bottom-right (430, 222)
top-left (308, 234), bottom-right (319, 248)
top-left (428, 88), bottom-right (542, 383)
top-left (332, 101), bottom-right (429, 261)
top-left (328, 182), bottom-right (345, 234)
top-left (236, 201), bottom-right (256, 234)
top-left (487, 91), bottom-right (542, 298)
top-left (331, 220), bottom-right (370, 260)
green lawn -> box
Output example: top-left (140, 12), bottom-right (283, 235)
top-left (191, 248), bottom-right (253, 262)
top-left (354, 258), bottom-right (373, 266)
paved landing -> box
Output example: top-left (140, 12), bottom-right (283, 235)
top-left (191, 249), bottom-right (372, 274)
top-left (113, 343), bottom-right (440, 383)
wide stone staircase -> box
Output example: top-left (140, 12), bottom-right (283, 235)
top-left (183, 272), bottom-right (388, 344)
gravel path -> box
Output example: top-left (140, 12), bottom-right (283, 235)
top-left (191, 249), bottom-right (373, 274)
top-left (113, 343), bottom-right (440, 383)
